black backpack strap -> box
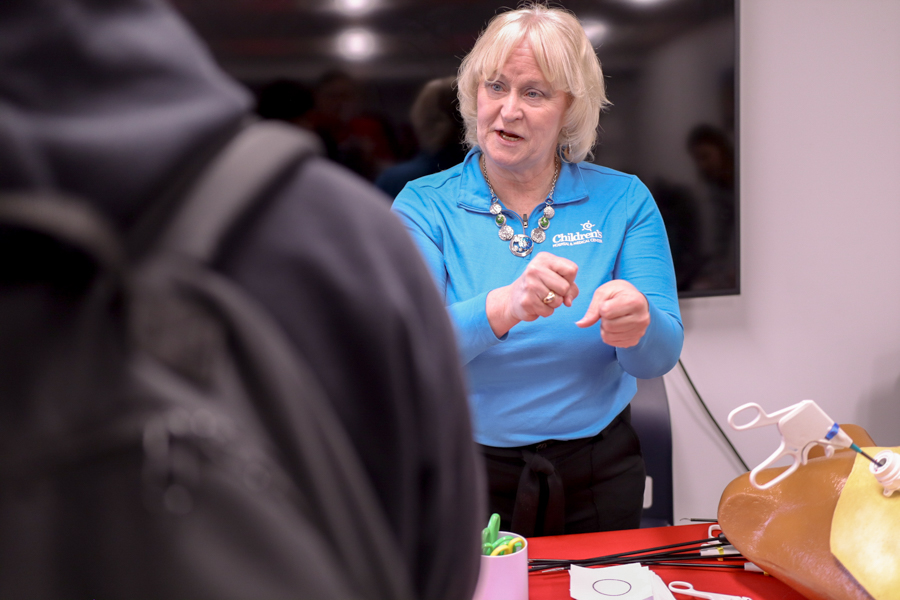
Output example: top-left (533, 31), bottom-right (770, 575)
top-left (146, 120), bottom-right (322, 263)
top-left (0, 192), bottom-right (125, 280)
top-left (139, 121), bottom-right (417, 598)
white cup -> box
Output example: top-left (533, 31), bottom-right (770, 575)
top-left (471, 531), bottom-right (529, 600)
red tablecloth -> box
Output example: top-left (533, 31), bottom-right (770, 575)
top-left (526, 523), bottom-right (808, 600)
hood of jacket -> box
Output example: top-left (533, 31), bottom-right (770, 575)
top-left (0, 0), bottom-right (251, 227)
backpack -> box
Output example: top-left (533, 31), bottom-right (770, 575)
top-left (0, 121), bottom-right (415, 600)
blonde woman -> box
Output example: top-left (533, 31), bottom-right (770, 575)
top-left (392, 2), bottom-right (683, 536)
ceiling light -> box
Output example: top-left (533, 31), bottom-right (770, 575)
top-left (581, 19), bottom-right (610, 45)
top-left (334, 0), bottom-right (377, 16)
top-left (336, 28), bottom-right (377, 61)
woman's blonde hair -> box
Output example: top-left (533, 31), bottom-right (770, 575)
top-left (457, 2), bottom-right (609, 163)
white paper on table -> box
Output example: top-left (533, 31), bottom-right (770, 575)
top-left (649, 572), bottom-right (677, 600)
top-left (569, 563), bottom-right (654, 600)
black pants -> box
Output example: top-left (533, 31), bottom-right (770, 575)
top-left (479, 405), bottom-right (645, 537)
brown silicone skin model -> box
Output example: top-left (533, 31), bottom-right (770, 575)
top-left (717, 425), bottom-right (877, 600)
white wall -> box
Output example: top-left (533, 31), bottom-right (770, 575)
top-left (666, 0), bottom-right (900, 523)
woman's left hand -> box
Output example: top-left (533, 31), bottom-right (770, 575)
top-left (575, 280), bottom-right (649, 348)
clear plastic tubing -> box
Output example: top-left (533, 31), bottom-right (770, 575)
top-left (869, 450), bottom-right (900, 497)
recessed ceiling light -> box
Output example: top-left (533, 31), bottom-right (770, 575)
top-left (334, 0), bottom-right (377, 16)
top-left (336, 28), bottom-right (377, 60)
top-left (581, 19), bottom-right (610, 45)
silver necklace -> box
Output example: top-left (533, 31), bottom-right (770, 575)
top-left (481, 155), bottom-right (560, 257)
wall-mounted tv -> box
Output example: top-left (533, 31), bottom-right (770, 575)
top-left (173, 0), bottom-right (738, 298)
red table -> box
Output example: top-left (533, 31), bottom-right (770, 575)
top-left (526, 523), bottom-right (808, 599)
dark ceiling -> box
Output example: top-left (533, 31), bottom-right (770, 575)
top-left (170, 0), bottom-right (734, 84)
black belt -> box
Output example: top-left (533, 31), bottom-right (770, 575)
top-left (480, 405), bottom-right (631, 537)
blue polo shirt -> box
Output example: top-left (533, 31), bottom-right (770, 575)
top-left (392, 148), bottom-right (683, 447)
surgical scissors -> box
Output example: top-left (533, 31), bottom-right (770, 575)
top-left (668, 581), bottom-right (752, 600)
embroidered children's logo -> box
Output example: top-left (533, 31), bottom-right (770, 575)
top-left (552, 222), bottom-right (603, 247)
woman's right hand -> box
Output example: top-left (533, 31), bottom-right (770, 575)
top-left (485, 252), bottom-right (579, 337)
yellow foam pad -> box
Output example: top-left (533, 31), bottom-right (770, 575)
top-left (830, 446), bottom-right (900, 600)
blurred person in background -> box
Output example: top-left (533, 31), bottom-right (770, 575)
top-left (305, 70), bottom-right (397, 181)
top-left (255, 78), bottom-right (315, 129)
top-left (376, 76), bottom-right (468, 200)
top-left (686, 123), bottom-right (737, 291)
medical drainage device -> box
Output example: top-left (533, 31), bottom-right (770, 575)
top-left (728, 399), bottom-right (884, 490)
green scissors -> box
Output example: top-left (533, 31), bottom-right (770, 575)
top-left (482, 513), bottom-right (501, 555)
top-left (481, 514), bottom-right (524, 555)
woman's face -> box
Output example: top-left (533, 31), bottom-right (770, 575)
top-left (476, 41), bottom-right (569, 179)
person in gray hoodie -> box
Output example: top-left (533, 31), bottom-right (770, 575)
top-left (0, 1), bottom-right (484, 598)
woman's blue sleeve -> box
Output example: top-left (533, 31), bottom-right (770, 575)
top-left (614, 178), bottom-right (684, 378)
top-left (391, 187), bottom-right (504, 365)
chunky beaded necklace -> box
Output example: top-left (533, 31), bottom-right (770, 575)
top-left (480, 154), bottom-right (560, 257)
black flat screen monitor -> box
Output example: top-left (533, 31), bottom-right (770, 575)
top-left (174, 0), bottom-right (738, 298)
